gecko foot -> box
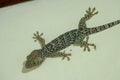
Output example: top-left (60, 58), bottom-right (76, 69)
top-left (83, 36), bottom-right (96, 52)
top-left (84, 43), bottom-right (96, 52)
top-left (85, 7), bottom-right (98, 20)
top-left (32, 31), bottom-right (45, 48)
top-left (62, 51), bottom-right (71, 61)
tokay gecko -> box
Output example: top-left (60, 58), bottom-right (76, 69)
top-left (25, 7), bottom-right (120, 68)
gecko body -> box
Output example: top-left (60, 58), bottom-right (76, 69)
top-left (41, 20), bottom-right (120, 56)
top-left (25, 7), bottom-right (120, 69)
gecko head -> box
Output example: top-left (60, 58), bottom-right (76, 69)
top-left (25, 49), bottom-right (45, 69)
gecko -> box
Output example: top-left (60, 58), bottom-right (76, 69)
top-left (25, 7), bottom-right (120, 68)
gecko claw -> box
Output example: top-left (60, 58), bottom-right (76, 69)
top-left (88, 44), bottom-right (96, 50)
top-left (84, 45), bottom-right (90, 52)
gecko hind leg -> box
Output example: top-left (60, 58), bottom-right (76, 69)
top-left (81, 36), bottom-right (96, 51)
top-left (46, 51), bottom-right (71, 61)
top-left (78, 7), bottom-right (98, 29)
top-left (32, 31), bottom-right (45, 48)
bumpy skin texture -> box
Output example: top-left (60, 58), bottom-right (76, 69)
top-left (25, 7), bottom-right (120, 69)
top-left (41, 29), bottom-right (81, 55)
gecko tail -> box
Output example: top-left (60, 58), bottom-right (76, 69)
top-left (86, 20), bottom-right (120, 35)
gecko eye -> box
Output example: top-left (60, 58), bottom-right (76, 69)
top-left (32, 62), bottom-right (35, 65)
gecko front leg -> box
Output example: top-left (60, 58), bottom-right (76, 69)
top-left (32, 31), bottom-right (45, 48)
top-left (45, 51), bottom-right (71, 61)
top-left (32, 31), bottom-right (71, 60)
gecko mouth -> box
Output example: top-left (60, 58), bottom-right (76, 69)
top-left (22, 61), bottom-right (40, 73)
top-left (25, 57), bottom-right (45, 69)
